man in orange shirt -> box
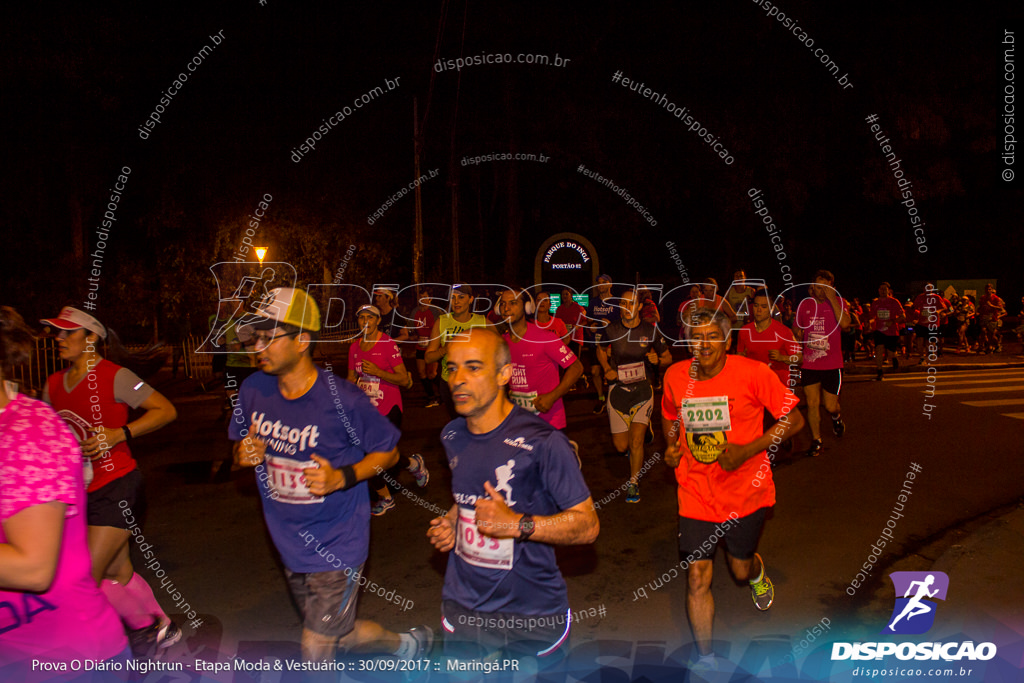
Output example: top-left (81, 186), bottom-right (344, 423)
top-left (662, 306), bottom-right (804, 672)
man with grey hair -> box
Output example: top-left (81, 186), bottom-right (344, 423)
top-left (427, 327), bottom-right (598, 665)
top-left (662, 306), bottom-right (804, 673)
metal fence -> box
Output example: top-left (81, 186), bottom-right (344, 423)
top-left (8, 337), bottom-right (62, 396)
top-left (182, 327), bottom-right (360, 380)
top-left (11, 337), bottom-right (206, 393)
top-left (182, 334), bottom-right (213, 380)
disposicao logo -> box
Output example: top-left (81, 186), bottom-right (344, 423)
top-left (883, 571), bottom-right (948, 635)
top-left (831, 570), bottom-right (997, 662)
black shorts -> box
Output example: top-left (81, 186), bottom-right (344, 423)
top-left (441, 599), bottom-right (570, 661)
top-left (801, 368), bottom-right (842, 396)
top-left (873, 331), bottom-right (900, 351)
top-left (913, 324), bottom-right (933, 338)
top-left (88, 468), bottom-right (143, 529)
top-left (415, 348), bottom-right (426, 360)
top-left (285, 567), bottom-right (362, 638)
top-left (385, 405), bottom-right (403, 429)
top-left (678, 507), bottom-right (770, 562)
top-left (577, 342), bottom-right (596, 367)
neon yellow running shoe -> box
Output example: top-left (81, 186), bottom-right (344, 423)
top-left (750, 553), bottom-right (774, 611)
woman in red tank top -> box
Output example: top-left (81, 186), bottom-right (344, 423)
top-left (40, 306), bottom-right (178, 656)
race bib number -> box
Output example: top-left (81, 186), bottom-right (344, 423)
top-left (455, 506), bottom-right (514, 570)
top-left (617, 361), bottom-right (646, 384)
top-left (266, 455), bottom-right (324, 504)
top-left (357, 375), bottom-right (383, 407)
top-left (681, 396), bottom-right (731, 433)
top-left (681, 397), bottom-right (731, 464)
top-left (510, 390), bottom-right (539, 413)
top-left (877, 309), bottom-right (890, 320)
top-left (807, 333), bottom-right (829, 351)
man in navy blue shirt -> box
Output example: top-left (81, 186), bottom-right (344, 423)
top-left (427, 327), bottom-right (599, 663)
top-left (231, 287), bottom-right (431, 663)
top-left (586, 274), bottom-right (620, 414)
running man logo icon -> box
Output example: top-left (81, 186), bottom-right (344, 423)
top-left (200, 261), bottom-right (297, 353)
top-left (882, 571), bottom-right (949, 635)
top-left (494, 459), bottom-right (517, 507)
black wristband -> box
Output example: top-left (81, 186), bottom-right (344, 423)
top-left (340, 465), bottom-right (358, 490)
top-left (518, 514), bottom-right (536, 542)
top-left (122, 425), bottom-right (132, 442)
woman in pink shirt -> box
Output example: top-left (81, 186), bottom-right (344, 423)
top-left (0, 307), bottom-right (129, 678)
top-left (347, 305), bottom-right (427, 516)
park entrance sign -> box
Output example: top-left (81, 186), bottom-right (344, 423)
top-left (534, 232), bottom-right (600, 292)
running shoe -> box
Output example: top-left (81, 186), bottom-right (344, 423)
top-left (408, 625), bottom-right (434, 657)
top-left (424, 398), bottom-right (441, 408)
top-left (129, 618), bottom-right (181, 658)
top-left (371, 497), bottom-right (396, 516)
top-left (407, 453), bottom-right (429, 488)
top-left (156, 619), bottom-right (183, 649)
top-left (687, 653), bottom-right (720, 683)
top-left (749, 554), bottom-right (774, 610)
top-left (876, 369), bottom-right (883, 381)
top-left (592, 399), bottom-right (606, 415)
top-left (831, 415), bottom-right (846, 438)
top-left (805, 439), bottom-right (822, 458)
top-left (626, 483), bottom-right (640, 503)
top-left (128, 622), bottom-right (159, 658)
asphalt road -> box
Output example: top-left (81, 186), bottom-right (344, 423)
top-left (125, 359), bottom-right (1024, 679)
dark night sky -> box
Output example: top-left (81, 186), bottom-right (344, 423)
top-left (1, 2), bottom-right (1019, 334)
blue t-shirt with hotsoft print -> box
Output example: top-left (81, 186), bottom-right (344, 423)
top-left (441, 407), bottom-right (592, 615)
top-left (588, 295), bottom-right (619, 343)
top-left (229, 367), bottom-right (400, 573)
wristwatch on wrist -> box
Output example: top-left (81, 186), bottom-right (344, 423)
top-left (518, 514), bottom-right (535, 541)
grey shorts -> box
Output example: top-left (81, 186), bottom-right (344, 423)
top-left (285, 566), bottom-right (362, 638)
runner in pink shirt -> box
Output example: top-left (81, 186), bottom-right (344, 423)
top-left (795, 270), bottom-right (851, 457)
top-left (348, 305), bottom-right (427, 516)
top-left (0, 309), bottom-right (129, 677)
top-left (498, 288), bottom-right (583, 434)
top-left (869, 282), bottom-right (906, 380)
top-left (349, 307), bottom-right (408, 417)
